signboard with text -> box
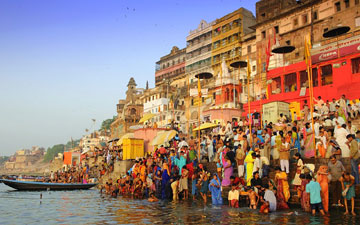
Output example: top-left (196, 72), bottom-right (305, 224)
top-left (190, 88), bottom-right (208, 97)
top-left (311, 35), bottom-right (360, 64)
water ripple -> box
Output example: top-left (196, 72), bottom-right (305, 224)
top-left (0, 184), bottom-right (358, 224)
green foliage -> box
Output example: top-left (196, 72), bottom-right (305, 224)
top-left (100, 116), bottom-right (116, 131)
top-left (43, 139), bottom-right (81, 162)
top-left (0, 156), bottom-right (10, 165)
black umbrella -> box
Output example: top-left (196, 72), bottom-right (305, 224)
top-left (230, 60), bottom-right (248, 68)
top-left (323, 26), bottom-right (350, 38)
top-left (195, 72), bottom-right (213, 80)
top-left (272, 45), bottom-right (296, 54)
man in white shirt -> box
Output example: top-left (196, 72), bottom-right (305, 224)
top-left (321, 103), bottom-right (329, 116)
top-left (329, 98), bottom-right (337, 113)
top-left (314, 96), bottom-right (324, 110)
top-left (233, 130), bottom-right (240, 150)
top-left (314, 117), bottom-right (320, 137)
top-left (263, 184), bottom-right (277, 212)
top-left (333, 112), bottom-right (345, 133)
top-left (238, 119), bottom-right (244, 127)
top-left (253, 154), bottom-right (261, 176)
top-left (178, 138), bottom-right (188, 149)
top-left (350, 104), bottom-right (359, 119)
top-left (226, 121), bottom-right (232, 134)
top-left (347, 121), bottom-right (358, 135)
top-left (335, 124), bottom-right (350, 158)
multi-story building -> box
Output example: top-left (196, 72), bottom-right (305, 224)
top-left (238, 0), bottom-right (360, 117)
top-left (110, 78), bottom-right (144, 138)
top-left (255, 0), bottom-right (360, 70)
top-left (155, 46), bottom-right (186, 86)
top-left (211, 8), bottom-right (256, 74)
top-left (210, 8), bottom-right (256, 108)
top-left (186, 20), bottom-right (215, 85)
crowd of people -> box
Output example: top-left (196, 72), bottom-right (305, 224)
top-left (98, 96), bottom-right (359, 216)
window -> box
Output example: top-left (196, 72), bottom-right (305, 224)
top-left (284, 73), bottom-right (297, 92)
top-left (213, 92), bottom-right (216, 100)
top-left (261, 13), bottom-right (265, 18)
top-left (286, 40), bottom-right (291, 45)
top-left (213, 41), bottom-right (220, 49)
top-left (312, 68), bottom-right (319, 87)
top-left (302, 14), bottom-right (308, 24)
top-left (261, 30), bottom-right (266, 39)
top-left (356, 0), bottom-right (359, 5)
top-left (344, 0), bottom-right (349, 8)
top-left (252, 65), bottom-right (256, 72)
top-left (356, 17), bottom-right (360, 27)
top-left (247, 45), bottom-right (251, 53)
top-left (300, 69), bottom-right (318, 88)
top-left (191, 99), bottom-right (194, 106)
top-left (271, 77), bottom-right (281, 94)
top-left (351, 57), bottom-right (360, 74)
top-left (335, 2), bottom-right (341, 11)
top-left (293, 18), bottom-right (299, 26)
top-left (225, 88), bottom-right (230, 101)
top-left (321, 65), bottom-right (333, 85)
top-left (274, 26), bottom-right (279, 34)
top-left (313, 11), bottom-right (318, 20)
top-left (221, 38), bottom-right (227, 46)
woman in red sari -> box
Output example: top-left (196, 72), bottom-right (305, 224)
top-left (299, 174), bottom-right (311, 212)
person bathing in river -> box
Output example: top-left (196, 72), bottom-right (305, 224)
top-left (228, 184), bottom-right (240, 208)
top-left (248, 187), bottom-right (259, 209)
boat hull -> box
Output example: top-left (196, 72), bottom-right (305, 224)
top-left (0, 179), bottom-right (97, 191)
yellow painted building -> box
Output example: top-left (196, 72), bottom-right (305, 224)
top-left (211, 8), bottom-right (256, 75)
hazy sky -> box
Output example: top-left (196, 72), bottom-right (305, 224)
top-left (0, 0), bottom-right (256, 155)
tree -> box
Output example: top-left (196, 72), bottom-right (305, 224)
top-left (0, 156), bottom-right (9, 165)
top-left (100, 116), bottom-right (116, 131)
top-left (43, 144), bottom-right (65, 162)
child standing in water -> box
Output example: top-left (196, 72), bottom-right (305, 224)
top-left (248, 188), bottom-right (259, 209)
top-left (191, 170), bottom-right (198, 200)
top-left (228, 184), bottom-right (240, 208)
top-left (199, 170), bottom-right (209, 204)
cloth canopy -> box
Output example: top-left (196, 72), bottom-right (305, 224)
top-left (193, 123), bottom-right (219, 131)
top-left (151, 130), bottom-right (177, 146)
top-left (139, 113), bottom-right (156, 123)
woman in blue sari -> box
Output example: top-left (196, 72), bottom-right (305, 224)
top-left (161, 163), bottom-right (170, 199)
top-left (209, 173), bottom-right (223, 205)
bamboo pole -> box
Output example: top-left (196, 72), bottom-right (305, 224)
top-left (197, 77), bottom-right (202, 160)
top-left (305, 36), bottom-right (316, 156)
top-left (259, 51), bottom-right (263, 130)
top-left (187, 75), bottom-right (190, 139)
top-left (247, 56), bottom-right (252, 147)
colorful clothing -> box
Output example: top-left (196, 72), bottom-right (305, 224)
top-left (344, 181), bottom-right (355, 200)
top-left (209, 174), bottom-right (223, 205)
top-left (244, 151), bottom-right (254, 186)
top-left (221, 160), bottom-right (233, 186)
top-left (275, 172), bottom-right (290, 209)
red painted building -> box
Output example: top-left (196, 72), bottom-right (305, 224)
top-left (241, 34), bottom-right (360, 116)
top-left (214, 83), bottom-right (242, 105)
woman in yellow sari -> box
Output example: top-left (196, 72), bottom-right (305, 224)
top-left (275, 166), bottom-right (290, 209)
top-left (244, 150), bottom-right (254, 186)
top-left (139, 161), bottom-right (146, 182)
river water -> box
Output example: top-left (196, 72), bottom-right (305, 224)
top-left (0, 184), bottom-right (358, 224)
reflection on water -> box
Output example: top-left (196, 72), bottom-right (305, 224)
top-left (0, 184), bottom-right (358, 224)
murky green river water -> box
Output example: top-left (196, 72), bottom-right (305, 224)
top-left (0, 184), bottom-right (358, 224)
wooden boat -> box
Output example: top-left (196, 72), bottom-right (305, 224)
top-left (0, 179), bottom-right (97, 191)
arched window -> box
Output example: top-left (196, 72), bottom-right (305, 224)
top-left (130, 108), bottom-right (136, 115)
